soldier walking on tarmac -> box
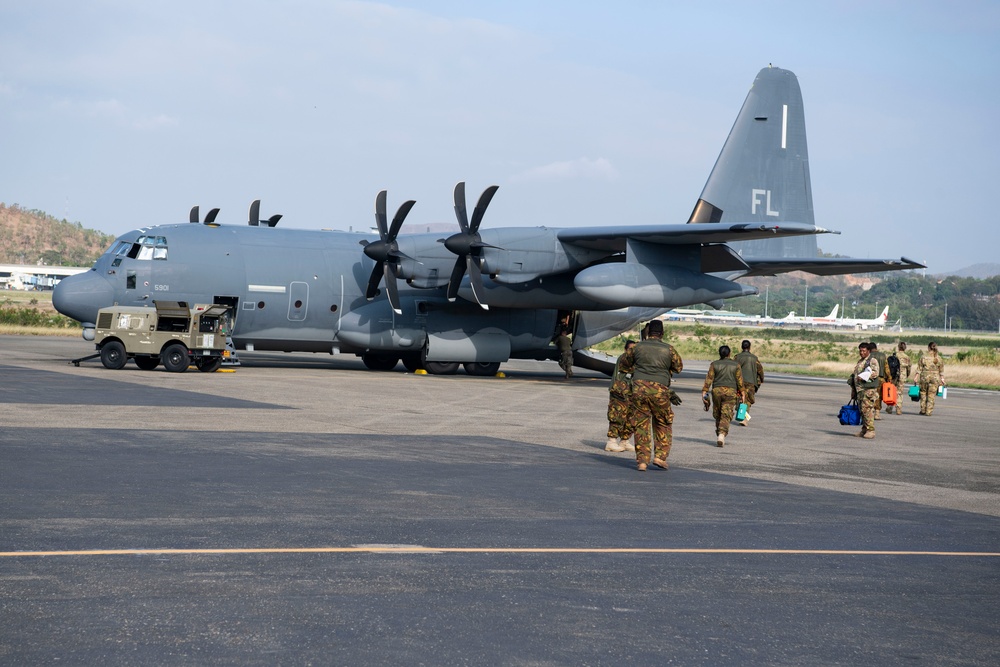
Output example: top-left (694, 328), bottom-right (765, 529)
top-left (888, 341), bottom-right (911, 415)
top-left (916, 341), bottom-right (946, 416)
top-left (869, 342), bottom-right (890, 420)
top-left (617, 320), bottom-right (683, 472)
top-left (850, 342), bottom-right (881, 439)
top-left (702, 345), bottom-right (746, 447)
top-left (605, 339), bottom-right (636, 452)
top-left (734, 340), bottom-right (764, 426)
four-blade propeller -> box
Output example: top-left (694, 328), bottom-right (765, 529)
top-left (442, 182), bottom-right (500, 309)
top-left (361, 190), bottom-right (416, 314)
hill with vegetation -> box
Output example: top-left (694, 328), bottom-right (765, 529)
top-left (0, 203), bottom-right (115, 266)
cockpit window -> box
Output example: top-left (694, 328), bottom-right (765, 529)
top-left (120, 235), bottom-right (168, 261)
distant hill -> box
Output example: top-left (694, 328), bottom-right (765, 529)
top-left (0, 203), bottom-right (114, 266)
top-left (934, 263), bottom-right (1000, 280)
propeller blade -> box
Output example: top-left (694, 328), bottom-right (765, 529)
top-left (374, 190), bottom-right (388, 239)
top-left (388, 200), bottom-right (416, 239)
top-left (365, 264), bottom-right (383, 300)
top-left (205, 208), bottom-right (221, 224)
top-left (469, 185), bottom-right (499, 233)
top-left (453, 182), bottom-right (469, 233)
top-left (189, 206), bottom-right (200, 223)
top-left (384, 262), bottom-right (402, 314)
top-left (446, 258), bottom-right (465, 302)
top-left (466, 255), bottom-right (489, 310)
top-left (248, 200), bottom-right (261, 227)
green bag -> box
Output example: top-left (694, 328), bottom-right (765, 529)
top-left (908, 384), bottom-right (920, 401)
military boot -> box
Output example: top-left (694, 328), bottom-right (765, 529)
top-left (605, 437), bottom-right (626, 452)
top-left (716, 432), bottom-right (725, 448)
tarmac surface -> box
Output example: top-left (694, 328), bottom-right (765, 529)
top-left (1, 335), bottom-right (998, 665)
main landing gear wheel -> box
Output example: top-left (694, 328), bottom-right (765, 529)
top-left (161, 343), bottom-right (190, 373)
top-left (100, 341), bottom-right (127, 370)
top-left (401, 354), bottom-right (423, 373)
top-left (362, 353), bottom-right (400, 371)
top-left (463, 362), bottom-right (500, 376)
top-left (196, 357), bottom-right (223, 373)
top-left (422, 361), bottom-right (460, 375)
top-left (134, 355), bottom-right (159, 371)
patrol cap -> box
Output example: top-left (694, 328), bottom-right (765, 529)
top-left (647, 319), bottom-right (664, 336)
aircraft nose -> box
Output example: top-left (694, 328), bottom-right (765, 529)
top-left (53, 270), bottom-right (115, 326)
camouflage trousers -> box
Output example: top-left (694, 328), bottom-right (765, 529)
top-left (919, 377), bottom-right (941, 415)
top-left (859, 387), bottom-right (879, 433)
top-left (629, 379), bottom-right (674, 463)
top-left (892, 378), bottom-right (907, 414)
top-left (743, 385), bottom-right (757, 409)
top-left (558, 351), bottom-right (573, 376)
top-left (711, 386), bottom-right (740, 435)
top-left (607, 394), bottom-right (634, 440)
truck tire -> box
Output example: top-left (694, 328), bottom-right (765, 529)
top-left (161, 344), bottom-right (190, 373)
top-left (100, 341), bottom-right (127, 370)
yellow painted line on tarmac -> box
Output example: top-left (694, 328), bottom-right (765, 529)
top-left (1, 547), bottom-right (999, 558)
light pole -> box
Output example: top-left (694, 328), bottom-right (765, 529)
top-left (944, 302), bottom-right (948, 331)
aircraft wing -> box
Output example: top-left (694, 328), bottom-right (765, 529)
top-left (740, 256), bottom-right (925, 277)
top-left (556, 222), bottom-right (828, 252)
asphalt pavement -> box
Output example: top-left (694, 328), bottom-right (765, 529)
top-left (1, 335), bottom-right (998, 665)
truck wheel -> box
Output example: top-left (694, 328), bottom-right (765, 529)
top-left (161, 344), bottom-right (190, 373)
top-left (463, 362), bottom-right (501, 376)
top-left (100, 341), bottom-right (127, 370)
top-left (134, 356), bottom-right (159, 371)
top-left (196, 357), bottom-right (223, 373)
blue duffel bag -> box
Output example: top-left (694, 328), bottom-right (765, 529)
top-left (838, 400), bottom-right (861, 426)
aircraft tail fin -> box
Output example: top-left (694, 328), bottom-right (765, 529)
top-left (878, 306), bottom-right (889, 322)
top-left (689, 66), bottom-right (817, 260)
top-left (827, 304), bottom-right (839, 319)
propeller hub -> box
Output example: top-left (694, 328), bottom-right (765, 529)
top-left (443, 232), bottom-right (477, 256)
top-left (363, 239), bottom-right (394, 263)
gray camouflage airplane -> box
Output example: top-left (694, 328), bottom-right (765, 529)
top-left (53, 66), bottom-right (923, 375)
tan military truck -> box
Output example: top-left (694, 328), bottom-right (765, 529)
top-left (94, 300), bottom-right (231, 372)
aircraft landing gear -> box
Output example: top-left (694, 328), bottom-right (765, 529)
top-left (362, 353), bottom-right (400, 371)
top-left (463, 362), bottom-right (500, 376)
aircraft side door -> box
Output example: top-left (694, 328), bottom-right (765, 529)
top-left (288, 281), bottom-right (308, 321)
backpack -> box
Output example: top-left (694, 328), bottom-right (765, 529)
top-left (887, 353), bottom-right (901, 382)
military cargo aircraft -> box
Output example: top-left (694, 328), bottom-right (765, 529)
top-left (53, 66), bottom-right (923, 375)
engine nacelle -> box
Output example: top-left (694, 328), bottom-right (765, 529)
top-left (573, 263), bottom-right (757, 308)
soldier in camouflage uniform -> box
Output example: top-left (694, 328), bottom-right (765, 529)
top-left (733, 339), bottom-right (764, 426)
top-left (849, 342), bottom-right (880, 439)
top-left (617, 319), bottom-right (683, 472)
top-left (890, 341), bottom-right (911, 415)
top-left (555, 329), bottom-right (573, 378)
top-left (916, 341), bottom-right (946, 416)
top-left (869, 342), bottom-right (889, 420)
top-left (605, 340), bottom-right (636, 452)
top-left (702, 345), bottom-right (745, 447)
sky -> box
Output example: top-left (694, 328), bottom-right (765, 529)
top-left (1, 0), bottom-right (998, 273)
